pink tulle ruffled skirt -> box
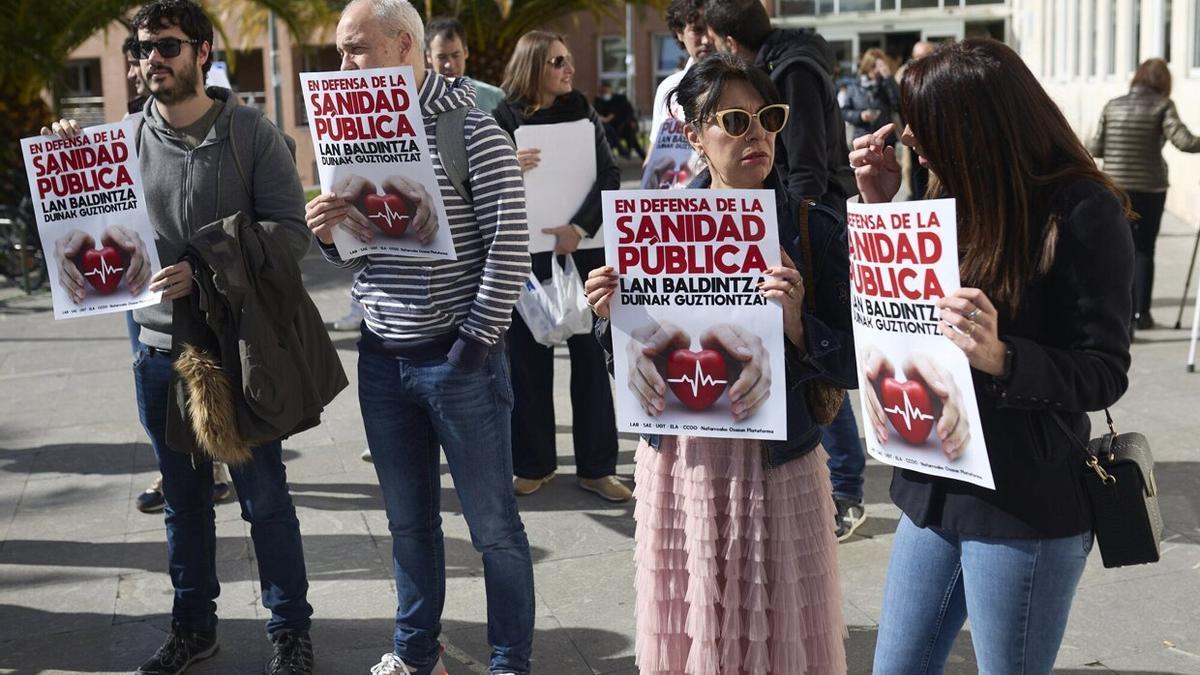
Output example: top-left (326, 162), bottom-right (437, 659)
top-left (633, 436), bottom-right (846, 675)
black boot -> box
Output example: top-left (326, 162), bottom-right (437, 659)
top-left (135, 623), bottom-right (218, 675)
top-left (264, 628), bottom-right (314, 675)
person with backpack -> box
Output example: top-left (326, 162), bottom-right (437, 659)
top-left (705, 0), bottom-right (870, 543)
top-left (586, 54), bottom-right (854, 674)
top-left (45, 2), bottom-right (316, 673)
top-left (303, 1), bottom-right (535, 673)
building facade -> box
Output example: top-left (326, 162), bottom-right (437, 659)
top-left (55, 1), bottom-right (1200, 223)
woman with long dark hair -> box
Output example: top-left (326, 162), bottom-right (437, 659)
top-left (587, 53), bottom-right (854, 674)
top-left (1089, 57), bottom-right (1200, 331)
top-left (493, 31), bottom-right (629, 502)
top-left (851, 39), bottom-right (1134, 673)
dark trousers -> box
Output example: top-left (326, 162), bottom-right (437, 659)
top-left (910, 164), bottom-right (930, 201)
top-left (509, 247), bottom-right (619, 480)
top-left (1128, 191), bottom-right (1167, 321)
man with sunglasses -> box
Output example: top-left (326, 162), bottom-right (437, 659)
top-left (46, 2), bottom-right (316, 673)
top-left (704, 0), bottom-right (871, 545)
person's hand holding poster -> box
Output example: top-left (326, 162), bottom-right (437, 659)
top-left (848, 198), bottom-right (994, 489)
top-left (514, 120), bottom-right (599, 254)
top-left (300, 66), bottom-right (455, 260)
top-left (21, 119), bottom-right (163, 320)
top-left (603, 189), bottom-right (786, 440)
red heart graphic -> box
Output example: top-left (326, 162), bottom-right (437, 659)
top-left (879, 377), bottom-right (936, 445)
top-left (666, 349), bottom-right (729, 411)
top-left (363, 193), bottom-right (411, 237)
top-left (76, 246), bottom-right (126, 295)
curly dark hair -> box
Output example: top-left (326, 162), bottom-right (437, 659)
top-left (130, 0), bottom-right (214, 74)
top-left (665, 0), bottom-right (706, 37)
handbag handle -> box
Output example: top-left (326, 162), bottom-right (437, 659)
top-left (1050, 409), bottom-right (1118, 485)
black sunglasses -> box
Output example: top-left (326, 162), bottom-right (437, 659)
top-left (134, 38), bottom-right (201, 59)
top-left (708, 104), bottom-right (790, 138)
top-left (546, 54), bottom-right (573, 69)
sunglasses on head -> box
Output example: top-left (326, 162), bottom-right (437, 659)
top-left (707, 104), bottom-right (790, 138)
top-left (133, 37), bottom-right (201, 59)
top-left (546, 54), bottom-right (573, 69)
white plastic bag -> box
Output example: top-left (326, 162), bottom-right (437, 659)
top-left (515, 254), bottom-right (593, 347)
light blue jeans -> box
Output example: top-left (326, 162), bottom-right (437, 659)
top-left (873, 515), bottom-right (1092, 675)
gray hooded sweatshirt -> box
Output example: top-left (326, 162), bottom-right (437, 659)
top-left (133, 87), bottom-right (311, 349)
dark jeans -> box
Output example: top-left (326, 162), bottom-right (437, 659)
top-left (358, 349), bottom-right (534, 674)
top-left (132, 346), bottom-right (312, 636)
top-left (1128, 190), bottom-right (1167, 321)
top-left (822, 392), bottom-right (866, 502)
top-left (510, 248), bottom-right (619, 481)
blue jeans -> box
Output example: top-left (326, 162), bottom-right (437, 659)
top-left (133, 346), bottom-right (312, 635)
top-left (873, 515), bottom-right (1092, 675)
top-left (358, 349), bottom-right (534, 675)
top-left (822, 392), bottom-right (865, 502)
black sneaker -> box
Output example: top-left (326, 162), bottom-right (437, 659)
top-left (833, 498), bottom-right (867, 542)
top-left (265, 629), bottom-right (313, 675)
top-left (135, 623), bottom-right (218, 675)
top-left (137, 477), bottom-right (165, 514)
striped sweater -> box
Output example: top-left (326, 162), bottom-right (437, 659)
top-left (319, 73), bottom-right (530, 367)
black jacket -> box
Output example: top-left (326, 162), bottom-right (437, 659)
top-left (167, 212), bottom-right (348, 463)
top-left (598, 171), bottom-right (858, 468)
top-left (493, 91), bottom-right (621, 237)
top-left (892, 179), bottom-right (1134, 538)
top-left (756, 29), bottom-right (857, 215)
top-left (842, 75), bottom-right (900, 143)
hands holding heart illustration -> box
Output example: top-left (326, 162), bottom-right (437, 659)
top-left (54, 226), bottom-right (151, 304)
top-left (625, 321), bottom-right (772, 422)
top-left (861, 345), bottom-right (971, 461)
top-left (305, 173), bottom-right (438, 245)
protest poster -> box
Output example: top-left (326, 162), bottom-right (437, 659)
top-left (300, 65), bottom-right (456, 260)
top-left (847, 198), bottom-right (994, 489)
top-left (603, 189), bottom-right (786, 441)
top-left (640, 116), bottom-right (699, 190)
top-left (21, 119), bottom-right (163, 320)
top-left (514, 120), bottom-right (601, 254)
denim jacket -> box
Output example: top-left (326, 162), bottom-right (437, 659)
top-left (597, 171), bottom-right (857, 468)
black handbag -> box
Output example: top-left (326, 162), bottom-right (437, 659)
top-left (1053, 410), bottom-right (1162, 568)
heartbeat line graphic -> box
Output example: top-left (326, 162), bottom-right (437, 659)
top-left (368, 201), bottom-right (409, 226)
top-left (84, 258), bottom-right (125, 284)
top-left (883, 389), bottom-right (935, 430)
top-left (667, 360), bottom-right (728, 397)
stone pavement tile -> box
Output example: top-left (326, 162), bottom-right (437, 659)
top-left (1080, 644), bottom-right (1200, 674)
top-left (15, 471), bottom-right (132, 509)
top-left (530, 550), bottom-right (634, 618)
top-left (440, 614), bottom-right (625, 674)
top-left (4, 486), bottom-right (134, 541)
top-left (1077, 532), bottom-right (1200, 589)
top-left (0, 607), bottom-right (122, 674)
top-left (283, 443), bottom-right (355, 482)
top-left (0, 565), bottom-right (118, 641)
top-left (1058, 571), bottom-right (1200, 667)
top-left (519, 499), bottom-right (635, 564)
top-left (18, 434), bottom-right (137, 481)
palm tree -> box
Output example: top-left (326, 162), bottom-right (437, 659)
top-left (420, 0), bottom-right (670, 86)
top-left (0, 0), bottom-right (333, 205)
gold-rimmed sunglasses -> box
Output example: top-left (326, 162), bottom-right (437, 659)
top-left (708, 104), bottom-right (790, 138)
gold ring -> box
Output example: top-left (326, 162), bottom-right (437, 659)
top-left (965, 307), bottom-right (982, 320)
top-left (786, 287), bottom-right (795, 298)
top-left (967, 321), bottom-right (978, 338)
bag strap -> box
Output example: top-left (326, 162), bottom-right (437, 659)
top-left (796, 199), bottom-right (818, 310)
top-left (1051, 408), bottom-right (1119, 485)
top-left (228, 109), bottom-right (252, 200)
top-left (436, 106), bottom-right (472, 204)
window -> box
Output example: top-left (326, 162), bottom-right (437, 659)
top-left (1132, 0), bottom-right (1142, 70)
top-left (1087, 0), bottom-right (1098, 77)
top-left (841, 0), bottom-right (876, 11)
top-left (653, 35), bottom-right (688, 90)
top-left (599, 36), bottom-right (629, 94)
top-left (1163, 0), bottom-right (1173, 60)
top-left (60, 59), bottom-right (105, 127)
top-left (778, 0), bottom-right (817, 15)
top-left (293, 45), bottom-right (341, 126)
top-left (1108, 0), bottom-right (1119, 74)
top-left (211, 49), bottom-right (266, 107)
top-left (1194, 0), bottom-right (1200, 67)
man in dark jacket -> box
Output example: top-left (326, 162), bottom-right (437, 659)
top-left (705, 0), bottom-right (868, 542)
top-left (704, 0), bottom-right (856, 214)
top-left (47, 3), bottom-right (317, 673)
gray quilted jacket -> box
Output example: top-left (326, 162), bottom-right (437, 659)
top-left (1088, 86), bottom-right (1200, 192)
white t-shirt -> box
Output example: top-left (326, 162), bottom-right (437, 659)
top-left (643, 60), bottom-right (702, 190)
top-left (649, 59), bottom-right (692, 147)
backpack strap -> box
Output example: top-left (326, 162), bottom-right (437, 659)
top-left (227, 108), bottom-right (252, 200)
top-left (436, 106), bottom-right (472, 204)
top-left (797, 199), bottom-right (818, 310)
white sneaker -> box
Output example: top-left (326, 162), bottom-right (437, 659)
top-left (368, 652), bottom-right (447, 675)
top-left (332, 305), bottom-right (364, 331)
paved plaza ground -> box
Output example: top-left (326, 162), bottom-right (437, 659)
top-left (1, 160), bottom-right (1198, 673)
